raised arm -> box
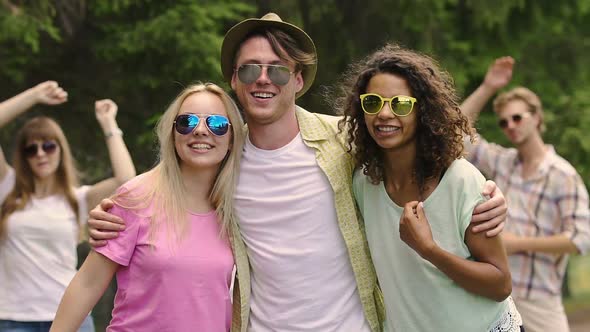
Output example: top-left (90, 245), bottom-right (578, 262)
top-left (0, 146), bottom-right (8, 182)
top-left (0, 81), bottom-right (67, 127)
top-left (400, 201), bottom-right (511, 302)
top-left (85, 99), bottom-right (136, 209)
top-left (50, 251), bottom-right (119, 332)
top-left (0, 81), bottom-right (67, 179)
top-left (460, 56), bottom-right (514, 125)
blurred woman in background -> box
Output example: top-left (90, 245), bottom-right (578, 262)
top-left (0, 81), bottom-right (136, 332)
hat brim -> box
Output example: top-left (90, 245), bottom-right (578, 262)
top-left (221, 18), bottom-right (317, 99)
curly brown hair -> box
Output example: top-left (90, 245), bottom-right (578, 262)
top-left (336, 43), bottom-right (474, 193)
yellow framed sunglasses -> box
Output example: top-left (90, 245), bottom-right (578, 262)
top-left (359, 93), bottom-right (417, 116)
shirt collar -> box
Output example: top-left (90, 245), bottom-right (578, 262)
top-left (295, 106), bottom-right (331, 142)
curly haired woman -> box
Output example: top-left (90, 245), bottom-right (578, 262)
top-left (337, 44), bottom-right (524, 332)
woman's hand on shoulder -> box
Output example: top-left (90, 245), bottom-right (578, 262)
top-left (88, 198), bottom-right (125, 247)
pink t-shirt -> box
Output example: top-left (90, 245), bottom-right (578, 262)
top-left (95, 186), bottom-right (233, 332)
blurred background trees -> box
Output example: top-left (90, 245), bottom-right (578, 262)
top-left (1, 0), bottom-right (589, 186)
top-left (2, 0), bottom-right (590, 329)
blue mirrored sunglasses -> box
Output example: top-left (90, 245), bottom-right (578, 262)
top-left (173, 114), bottom-right (231, 136)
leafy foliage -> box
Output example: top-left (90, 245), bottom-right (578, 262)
top-left (1, 0), bottom-right (589, 187)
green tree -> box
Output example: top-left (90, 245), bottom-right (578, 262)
top-left (1, 0), bottom-right (254, 180)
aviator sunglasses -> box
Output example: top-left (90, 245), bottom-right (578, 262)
top-left (23, 141), bottom-right (58, 158)
top-left (360, 94), bottom-right (417, 117)
top-left (498, 113), bottom-right (530, 129)
top-left (174, 114), bottom-right (231, 136)
top-left (236, 64), bottom-right (294, 86)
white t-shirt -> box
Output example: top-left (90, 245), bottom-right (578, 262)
top-left (0, 167), bottom-right (90, 321)
top-left (234, 133), bottom-right (369, 332)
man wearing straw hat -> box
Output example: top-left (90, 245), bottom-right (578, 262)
top-left (221, 12), bottom-right (381, 332)
top-left (87, 13), bottom-right (508, 332)
top-left (220, 12), bottom-right (508, 332)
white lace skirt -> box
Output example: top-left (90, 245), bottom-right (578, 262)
top-left (489, 297), bottom-right (523, 332)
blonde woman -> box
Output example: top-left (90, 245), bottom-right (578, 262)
top-left (50, 83), bottom-right (244, 332)
top-left (0, 81), bottom-right (136, 332)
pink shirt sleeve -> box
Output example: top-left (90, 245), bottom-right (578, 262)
top-left (93, 202), bottom-right (142, 266)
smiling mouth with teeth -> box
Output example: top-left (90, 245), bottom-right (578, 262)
top-left (376, 126), bottom-right (400, 132)
top-left (190, 143), bottom-right (212, 150)
top-left (252, 92), bottom-right (275, 99)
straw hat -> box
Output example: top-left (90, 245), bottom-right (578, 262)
top-left (220, 13), bottom-right (317, 99)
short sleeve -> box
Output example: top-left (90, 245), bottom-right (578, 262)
top-left (0, 167), bottom-right (15, 203)
top-left (74, 185), bottom-right (91, 224)
top-left (93, 193), bottom-right (143, 267)
top-left (453, 160), bottom-right (487, 235)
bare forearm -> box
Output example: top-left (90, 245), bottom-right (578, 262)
top-left (0, 88), bottom-right (37, 127)
top-left (50, 275), bottom-right (102, 332)
top-left (104, 128), bottom-right (136, 183)
top-left (425, 246), bottom-right (511, 301)
top-left (460, 84), bottom-right (498, 126)
top-left (510, 234), bottom-right (579, 255)
top-left (0, 146), bottom-right (8, 180)
top-left (51, 252), bottom-right (118, 332)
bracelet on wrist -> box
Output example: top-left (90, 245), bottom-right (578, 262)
top-left (104, 128), bottom-right (123, 138)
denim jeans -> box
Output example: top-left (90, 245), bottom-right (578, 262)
top-left (0, 315), bottom-right (94, 332)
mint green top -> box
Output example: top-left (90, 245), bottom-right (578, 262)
top-left (353, 159), bottom-right (508, 332)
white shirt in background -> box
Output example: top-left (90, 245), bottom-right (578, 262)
top-left (0, 167), bottom-right (89, 321)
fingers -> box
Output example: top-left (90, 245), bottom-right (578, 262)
top-left (402, 201), bottom-right (420, 219)
top-left (473, 193), bottom-right (507, 216)
top-left (98, 198), bottom-right (115, 211)
top-left (87, 205), bottom-right (125, 245)
top-left (88, 209), bottom-right (124, 226)
top-left (415, 202), bottom-right (427, 220)
top-left (88, 226), bottom-right (120, 240)
top-left (38, 80), bottom-right (58, 90)
top-left (480, 180), bottom-right (497, 197)
top-left (54, 88), bottom-right (68, 101)
top-left (486, 220), bottom-right (505, 237)
top-left (472, 216), bottom-right (505, 237)
top-left (494, 56), bottom-right (515, 68)
top-left (37, 81), bottom-right (68, 105)
top-left (88, 238), bottom-right (107, 248)
top-left (95, 99), bottom-right (117, 112)
top-left (88, 214), bottom-right (125, 230)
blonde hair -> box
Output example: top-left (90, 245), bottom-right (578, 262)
top-left (114, 83), bottom-right (244, 242)
top-left (0, 117), bottom-right (80, 239)
top-left (493, 86), bottom-right (546, 133)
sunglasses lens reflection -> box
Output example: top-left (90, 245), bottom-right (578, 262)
top-left (175, 114), bottom-right (199, 135)
top-left (361, 95), bottom-right (383, 114)
top-left (174, 114), bottom-right (231, 136)
top-left (237, 65), bottom-right (261, 84)
top-left (267, 66), bottom-right (291, 86)
top-left (392, 97), bottom-right (414, 116)
top-left (206, 115), bottom-right (230, 136)
top-left (237, 64), bottom-right (291, 86)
